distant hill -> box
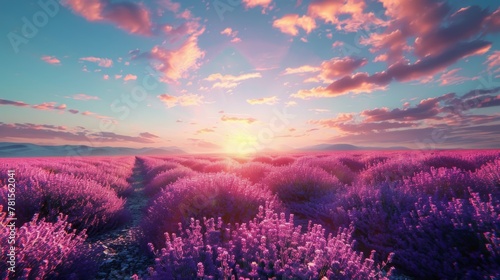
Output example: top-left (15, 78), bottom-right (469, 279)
top-left (0, 142), bottom-right (185, 158)
top-left (299, 143), bottom-right (411, 151)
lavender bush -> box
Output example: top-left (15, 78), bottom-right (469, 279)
top-left (143, 162), bottom-right (182, 184)
top-left (295, 156), bottom-right (356, 185)
top-left (141, 173), bottom-right (278, 249)
top-left (230, 161), bottom-right (274, 184)
top-left (0, 207), bottom-right (97, 280)
top-left (262, 165), bottom-right (343, 203)
top-left (402, 167), bottom-right (489, 200)
top-left (145, 204), bottom-right (393, 279)
top-left (144, 166), bottom-right (195, 197)
top-left (421, 154), bottom-right (478, 171)
top-left (0, 169), bottom-right (129, 235)
top-left (360, 158), bottom-right (425, 185)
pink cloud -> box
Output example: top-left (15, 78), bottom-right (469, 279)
top-left (63, 0), bottom-right (153, 36)
top-left (221, 27), bottom-right (236, 37)
top-left (360, 30), bottom-right (409, 64)
top-left (220, 27), bottom-right (241, 43)
top-left (374, 54), bottom-right (388, 62)
top-left (319, 57), bottom-right (367, 80)
top-left (163, 21), bottom-right (200, 43)
top-left (115, 74), bottom-right (123, 79)
top-left (148, 29), bottom-right (205, 83)
top-left (123, 74), bottom-right (137, 81)
top-left (242, 0), bottom-right (273, 11)
top-left (246, 96), bottom-right (279, 105)
top-left (80, 56), bottom-right (113, 67)
top-left (283, 65), bottom-right (320, 75)
top-left (485, 51), bottom-right (500, 71)
top-left (103, 74), bottom-right (109, 80)
top-left (485, 8), bottom-right (500, 32)
top-left (272, 14), bottom-right (316, 36)
top-left (158, 93), bottom-right (204, 108)
top-left (41, 55), bottom-right (61, 65)
top-left (220, 115), bottom-right (257, 124)
top-left (332, 41), bottom-right (343, 47)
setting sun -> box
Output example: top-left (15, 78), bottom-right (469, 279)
top-left (224, 132), bottom-right (259, 155)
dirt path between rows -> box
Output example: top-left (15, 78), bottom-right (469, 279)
top-left (88, 157), bottom-right (154, 279)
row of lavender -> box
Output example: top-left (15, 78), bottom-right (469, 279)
top-left (0, 157), bottom-right (135, 279)
top-left (137, 151), bottom-right (500, 279)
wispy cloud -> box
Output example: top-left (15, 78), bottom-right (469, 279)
top-left (205, 72), bottom-right (261, 89)
top-left (485, 51), bottom-right (500, 71)
top-left (80, 56), bottom-right (113, 67)
top-left (220, 27), bottom-right (241, 43)
top-left (221, 115), bottom-right (257, 124)
top-left (139, 132), bottom-right (159, 138)
top-left (32, 102), bottom-right (67, 110)
top-left (247, 96), bottom-right (279, 105)
top-left (0, 123), bottom-right (154, 143)
top-left (68, 93), bottom-right (100, 101)
top-left (283, 65), bottom-right (320, 75)
top-left (0, 99), bottom-right (29, 107)
top-left (81, 110), bottom-right (114, 119)
top-left (196, 128), bottom-right (215, 134)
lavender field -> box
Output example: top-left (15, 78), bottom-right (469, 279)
top-left (1, 150), bottom-right (499, 280)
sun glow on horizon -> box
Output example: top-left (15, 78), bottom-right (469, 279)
top-left (224, 132), bottom-right (260, 155)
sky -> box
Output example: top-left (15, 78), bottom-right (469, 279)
top-left (1, 0), bottom-right (500, 154)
